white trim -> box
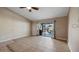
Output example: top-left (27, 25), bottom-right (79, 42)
top-left (68, 42), bottom-right (72, 52)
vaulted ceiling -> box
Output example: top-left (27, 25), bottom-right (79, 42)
top-left (8, 7), bottom-right (69, 21)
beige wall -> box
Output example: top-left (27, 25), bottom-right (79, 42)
top-left (55, 16), bottom-right (68, 40)
top-left (0, 8), bottom-right (31, 42)
top-left (32, 16), bottom-right (68, 40)
top-left (68, 7), bottom-right (79, 52)
top-left (32, 21), bottom-right (38, 36)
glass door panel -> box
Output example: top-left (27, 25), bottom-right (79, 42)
top-left (42, 23), bottom-right (54, 37)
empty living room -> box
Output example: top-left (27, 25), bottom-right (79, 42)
top-left (0, 7), bottom-right (79, 52)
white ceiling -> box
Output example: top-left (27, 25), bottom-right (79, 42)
top-left (7, 7), bottom-right (69, 21)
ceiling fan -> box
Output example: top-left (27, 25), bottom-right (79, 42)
top-left (20, 7), bottom-right (39, 12)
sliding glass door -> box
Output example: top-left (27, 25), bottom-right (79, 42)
top-left (42, 23), bottom-right (54, 37)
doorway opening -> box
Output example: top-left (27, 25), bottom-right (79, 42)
top-left (37, 23), bottom-right (55, 38)
top-left (42, 23), bottom-right (54, 37)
